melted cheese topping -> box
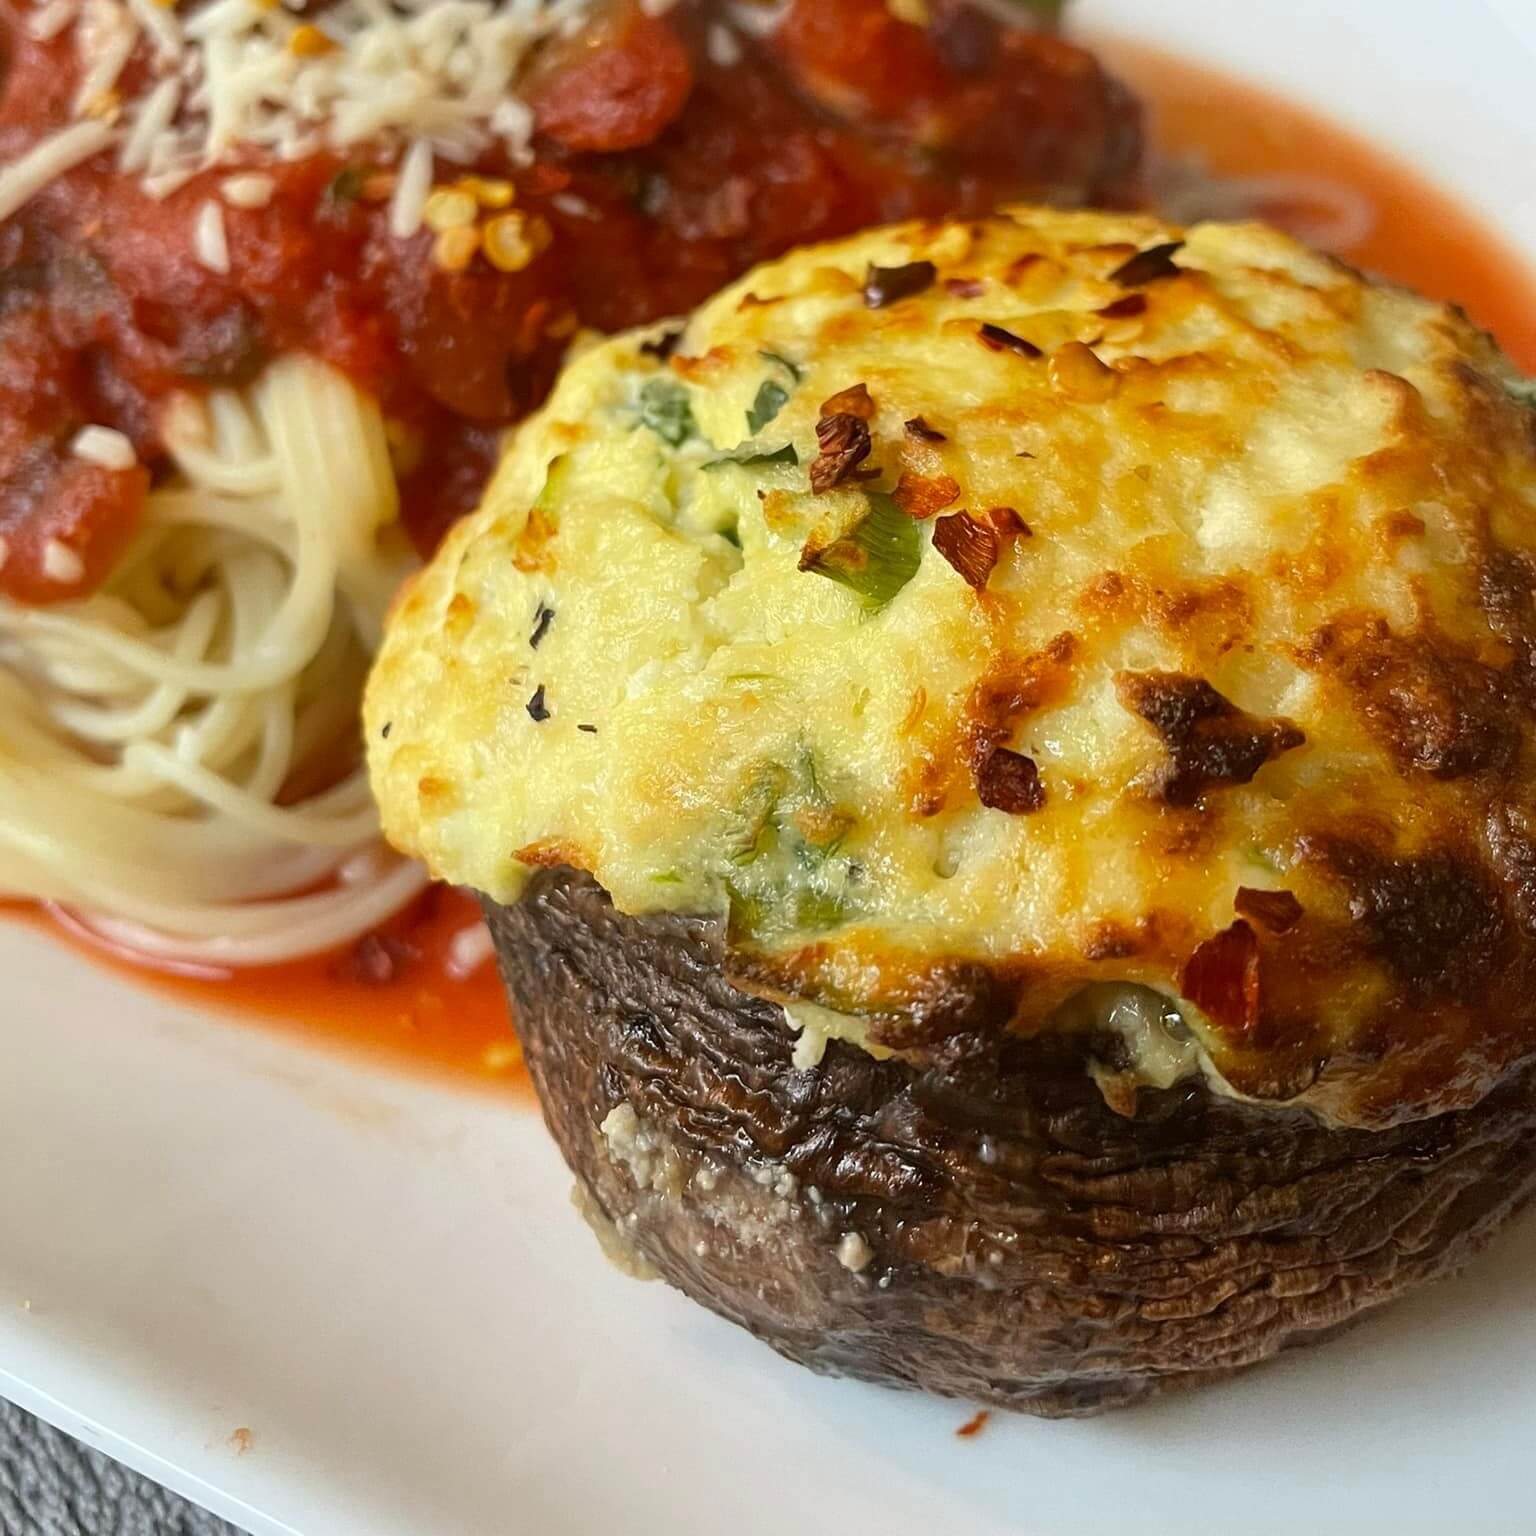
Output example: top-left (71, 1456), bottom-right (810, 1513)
top-left (368, 208), bottom-right (1536, 1121)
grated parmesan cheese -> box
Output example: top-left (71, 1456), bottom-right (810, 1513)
top-left (445, 920), bottom-right (495, 979)
top-left (118, 77), bottom-right (181, 175)
top-left (0, 119), bottom-right (115, 222)
top-left (70, 424), bottom-right (138, 468)
top-left (26, 0), bottom-right (79, 41)
top-left (389, 136), bottom-right (434, 238)
top-left (72, 0), bottom-right (140, 117)
top-left (706, 22), bottom-right (742, 68)
top-left (7, 0), bottom-right (604, 224)
top-left (124, 0), bottom-right (183, 64)
top-left (726, 1), bottom-right (789, 39)
top-left (220, 171), bottom-right (273, 207)
top-left (193, 197), bottom-right (229, 271)
top-left (41, 540), bottom-right (86, 584)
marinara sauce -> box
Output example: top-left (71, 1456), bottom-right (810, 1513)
top-left (8, 14), bottom-right (1536, 1093)
top-left (0, 0), bottom-right (1139, 593)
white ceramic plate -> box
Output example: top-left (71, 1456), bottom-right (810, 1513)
top-left (6, 5), bottom-right (1536, 1533)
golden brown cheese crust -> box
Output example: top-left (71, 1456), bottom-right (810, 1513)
top-left (366, 208), bottom-right (1536, 1127)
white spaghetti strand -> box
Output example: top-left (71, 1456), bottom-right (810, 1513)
top-left (0, 358), bottom-right (427, 966)
top-left (1146, 154), bottom-right (1378, 253)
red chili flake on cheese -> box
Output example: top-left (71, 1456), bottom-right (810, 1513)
top-left (933, 511), bottom-right (1000, 589)
top-left (864, 260), bottom-right (937, 308)
top-left (1234, 886), bottom-right (1304, 933)
top-left (975, 747), bottom-right (1045, 814)
top-left (977, 322), bottom-right (1042, 358)
top-left (1098, 293), bottom-right (1148, 318)
top-left (904, 416), bottom-right (947, 443)
top-left (893, 472), bottom-right (960, 520)
top-left (1181, 920), bottom-right (1261, 1035)
top-left (1109, 241), bottom-right (1185, 287)
top-left (821, 382), bottom-right (876, 420)
top-left (810, 411), bottom-right (873, 493)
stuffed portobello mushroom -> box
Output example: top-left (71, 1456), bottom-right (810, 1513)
top-left (366, 208), bottom-right (1536, 1415)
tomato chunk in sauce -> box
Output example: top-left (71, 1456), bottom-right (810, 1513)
top-left (0, 0), bottom-right (1140, 598)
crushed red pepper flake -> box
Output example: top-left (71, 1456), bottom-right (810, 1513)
top-left (933, 511), bottom-right (1000, 589)
top-left (820, 382), bottom-right (875, 421)
top-left (810, 413), bottom-right (873, 493)
top-left (864, 260), bottom-right (937, 308)
top-left (893, 471), bottom-right (961, 520)
top-left (955, 1409), bottom-right (992, 1438)
top-left (976, 746), bottom-right (1045, 813)
top-left (977, 322), bottom-right (1042, 358)
top-left (1098, 293), bottom-right (1148, 318)
top-left (1181, 919), bottom-right (1261, 1035)
top-left (904, 415), bottom-right (947, 443)
top-left (1109, 240), bottom-right (1185, 287)
top-left (1234, 886), bottom-right (1304, 933)
top-left (945, 276), bottom-right (986, 298)
top-left (986, 505), bottom-right (1029, 537)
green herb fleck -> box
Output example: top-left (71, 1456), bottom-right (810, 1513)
top-left (703, 441), bottom-right (798, 471)
top-left (726, 874), bottom-right (851, 941)
top-left (532, 454), bottom-right (570, 513)
top-left (759, 350), bottom-right (803, 383)
top-left (800, 492), bottom-right (923, 612)
top-left (726, 764), bottom-right (789, 867)
top-left (719, 750), bottom-right (859, 941)
top-left (637, 378), bottom-right (696, 446)
top-left (747, 378), bottom-right (790, 435)
top-left (324, 166), bottom-right (365, 208)
top-left (790, 884), bottom-right (850, 933)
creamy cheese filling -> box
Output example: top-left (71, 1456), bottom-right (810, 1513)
top-left (787, 981), bottom-right (1208, 1110)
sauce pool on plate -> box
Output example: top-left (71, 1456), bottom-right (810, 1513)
top-left (21, 42), bottom-right (1536, 1089)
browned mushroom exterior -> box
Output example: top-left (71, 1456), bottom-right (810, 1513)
top-left (488, 867), bottom-right (1536, 1417)
top-left (367, 210), bottom-right (1536, 1413)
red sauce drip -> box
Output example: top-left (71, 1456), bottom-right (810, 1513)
top-left (4, 886), bottom-right (527, 1093)
top-left (8, 32), bottom-right (1536, 1090)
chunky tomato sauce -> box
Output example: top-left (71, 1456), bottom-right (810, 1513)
top-left (6, 14), bottom-right (1536, 1092)
top-left (0, 0), bottom-right (1138, 590)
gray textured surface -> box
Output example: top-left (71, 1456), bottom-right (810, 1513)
top-left (0, 1397), bottom-right (247, 1536)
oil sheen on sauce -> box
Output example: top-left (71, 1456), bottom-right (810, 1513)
top-left (22, 44), bottom-right (1536, 1090)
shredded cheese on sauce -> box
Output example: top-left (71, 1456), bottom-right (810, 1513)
top-left (0, 119), bottom-right (115, 222)
top-left (6, 0), bottom-right (605, 233)
top-left (69, 424), bottom-right (138, 468)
